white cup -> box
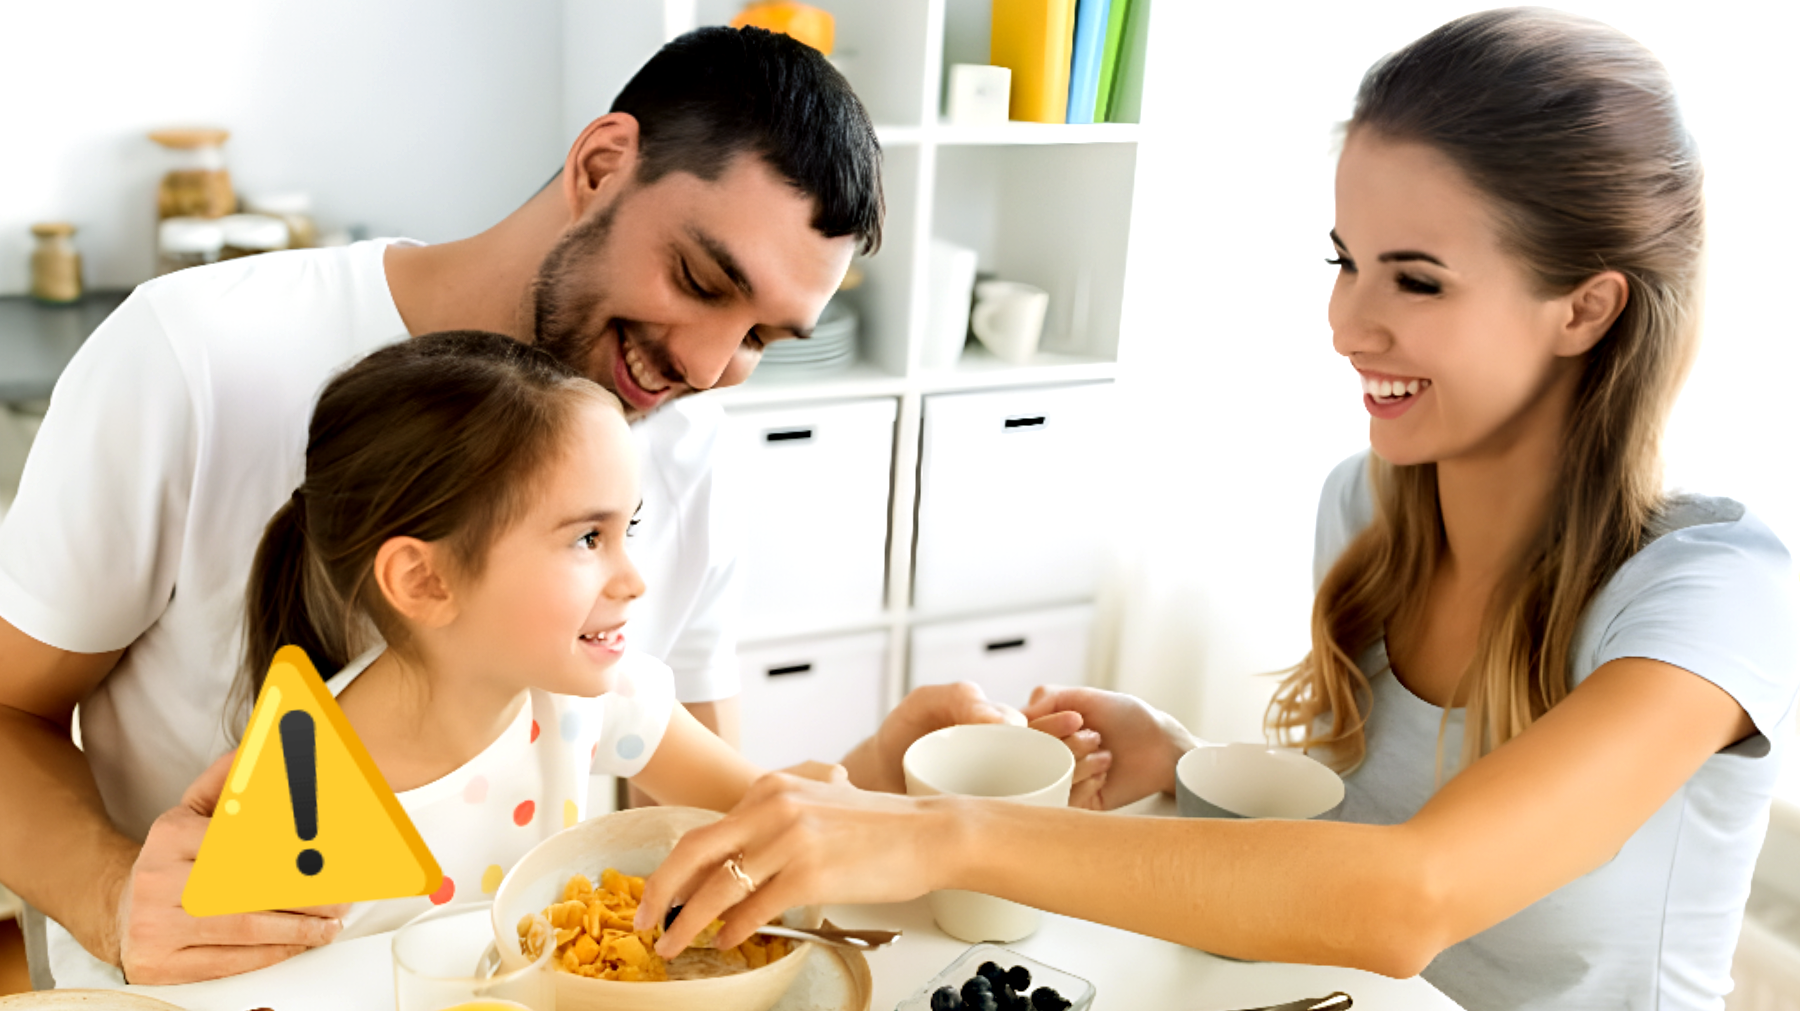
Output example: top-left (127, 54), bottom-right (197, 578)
top-left (1174, 743), bottom-right (1345, 820)
top-left (970, 280), bottom-right (1049, 365)
top-left (903, 724), bottom-right (1074, 942)
top-left (924, 239), bottom-right (979, 370)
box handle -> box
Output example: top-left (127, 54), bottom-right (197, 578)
top-left (765, 428), bottom-right (814, 443)
top-left (984, 638), bottom-right (1027, 652)
top-left (1003, 416), bottom-right (1046, 430)
top-left (767, 662), bottom-right (814, 677)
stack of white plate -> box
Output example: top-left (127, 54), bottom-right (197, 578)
top-left (757, 298), bottom-right (857, 378)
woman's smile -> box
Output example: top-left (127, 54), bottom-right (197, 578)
top-left (1357, 368), bottom-right (1432, 420)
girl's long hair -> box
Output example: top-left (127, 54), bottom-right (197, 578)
top-left (230, 331), bottom-right (611, 734)
top-left (1267, 9), bottom-right (1705, 774)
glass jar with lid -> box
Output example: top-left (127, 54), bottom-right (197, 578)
top-left (149, 128), bottom-right (235, 219)
top-left (156, 217), bottom-right (224, 275)
top-left (29, 222), bottom-right (82, 303)
top-left (217, 214), bottom-right (290, 260)
top-left (244, 193), bottom-right (318, 249)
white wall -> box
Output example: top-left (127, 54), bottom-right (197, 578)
top-left (1112, 1), bottom-right (1800, 744)
top-left (0, 0), bottom-right (567, 295)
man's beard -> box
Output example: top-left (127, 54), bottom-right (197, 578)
top-left (530, 200), bottom-right (618, 381)
top-left (529, 201), bottom-right (685, 421)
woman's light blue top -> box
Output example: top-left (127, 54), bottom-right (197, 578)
top-left (1313, 452), bottom-right (1800, 1011)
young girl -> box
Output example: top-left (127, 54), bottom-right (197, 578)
top-left (236, 330), bottom-right (767, 937)
top-left (637, 11), bottom-right (1800, 1011)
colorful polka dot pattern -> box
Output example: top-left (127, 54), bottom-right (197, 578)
top-left (482, 864), bottom-right (505, 895)
top-left (463, 775), bottom-right (488, 804)
top-left (514, 800), bottom-right (536, 827)
top-left (429, 876), bottom-right (455, 905)
top-left (563, 798), bottom-right (578, 828)
top-left (616, 734), bottom-right (645, 761)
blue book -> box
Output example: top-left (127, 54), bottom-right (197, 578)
top-left (1065, 0), bottom-right (1111, 125)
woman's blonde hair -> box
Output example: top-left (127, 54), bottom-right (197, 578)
top-left (1267, 8), bottom-right (1705, 774)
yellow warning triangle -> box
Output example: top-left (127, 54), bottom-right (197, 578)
top-left (183, 646), bottom-right (441, 916)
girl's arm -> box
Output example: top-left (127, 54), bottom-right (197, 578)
top-left (630, 703), bottom-right (764, 812)
top-left (639, 656), bottom-right (1752, 974)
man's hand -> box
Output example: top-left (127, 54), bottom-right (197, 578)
top-left (1022, 686), bottom-right (1197, 810)
top-left (117, 752), bottom-right (347, 984)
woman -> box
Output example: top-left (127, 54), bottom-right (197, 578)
top-left (639, 10), bottom-right (1799, 1010)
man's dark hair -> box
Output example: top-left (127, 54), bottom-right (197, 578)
top-left (611, 25), bottom-right (883, 254)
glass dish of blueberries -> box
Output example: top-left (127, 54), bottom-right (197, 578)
top-left (895, 944), bottom-right (1096, 1011)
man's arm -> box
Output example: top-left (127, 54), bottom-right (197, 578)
top-left (0, 616), bottom-right (134, 965)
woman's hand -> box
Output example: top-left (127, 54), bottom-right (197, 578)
top-left (117, 752), bottom-right (348, 984)
top-left (1022, 686), bottom-right (1196, 810)
top-left (635, 773), bottom-right (957, 958)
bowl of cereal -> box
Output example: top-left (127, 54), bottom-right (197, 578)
top-left (491, 806), bottom-right (821, 1011)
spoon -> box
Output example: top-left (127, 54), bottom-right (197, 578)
top-left (665, 903), bottom-right (901, 951)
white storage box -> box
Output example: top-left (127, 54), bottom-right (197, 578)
top-left (736, 630), bottom-right (889, 771)
top-left (913, 382), bottom-right (1114, 614)
top-left (909, 604), bottom-right (1095, 709)
top-left (722, 398), bottom-right (897, 638)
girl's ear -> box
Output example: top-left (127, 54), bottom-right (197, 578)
top-left (372, 537), bottom-right (458, 629)
top-left (1555, 269), bottom-right (1630, 357)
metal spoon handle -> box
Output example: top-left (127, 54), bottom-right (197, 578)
top-left (755, 924), bottom-right (902, 950)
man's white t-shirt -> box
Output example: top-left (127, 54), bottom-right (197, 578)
top-left (0, 242), bottom-right (742, 977)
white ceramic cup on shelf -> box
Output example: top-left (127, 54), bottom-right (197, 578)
top-left (970, 280), bottom-right (1049, 365)
top-left (923, 239), bottom-right (979, 369)
top-left (902, 724), bottom-right (1074, 943)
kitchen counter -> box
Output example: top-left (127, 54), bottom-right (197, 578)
top-left (0, 290), bottom-right (129, 403)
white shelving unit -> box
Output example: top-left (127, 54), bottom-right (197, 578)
top-left (696, 0), bottom-right (1145, 740)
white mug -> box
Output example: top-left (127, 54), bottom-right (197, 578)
top-left (924, 239), bottom-right (979, 370)
top-left (970, 280), bottom-right (1049, 365)
top-left (903, 724), bottom-right (1074, 942)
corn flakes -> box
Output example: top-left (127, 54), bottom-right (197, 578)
top-left (518, 868), bottom-right (791, 982)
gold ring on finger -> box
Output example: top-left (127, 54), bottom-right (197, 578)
top-left (723, 853), bottom-right (758, 895)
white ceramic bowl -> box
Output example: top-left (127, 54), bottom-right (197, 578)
top-left (491, 806), bottom-right (820, 1011)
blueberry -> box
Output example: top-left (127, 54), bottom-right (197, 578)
top-left (977, 960), bottom-right (1005, 983)
top-left (961, 976), bottom-right (992, 1005)
top-left (1032, 987), bottom-right (1071, 1011)
top-left (1007, 965), bottom-right (1032, 992)
top-left (931, 985), bottom-right (963, 1011)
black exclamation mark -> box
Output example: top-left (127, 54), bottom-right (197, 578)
top-left (280, 711), bottom-right (325, 876)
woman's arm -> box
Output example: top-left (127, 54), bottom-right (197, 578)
top-left (640, 656), bottom-right (1752, 975)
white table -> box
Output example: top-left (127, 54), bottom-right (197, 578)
top-left (110, 798), bottom-right (1463, 1011)
top-left (112, 894), bottom-right (1462, 1011)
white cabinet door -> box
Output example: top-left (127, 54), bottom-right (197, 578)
top-left (736, 631), bottom-right (889, 772)
top-left (913, 382), bottom-right (1114, 614)
top-left (909, 604), bottom-right (1096, 710)
top-left (722, 398), bottom-right (897, 639)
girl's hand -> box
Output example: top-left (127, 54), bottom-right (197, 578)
top-left (635, 773), bottom-right (954, 957)
top-left (1022, 686), bottom-right (1196, 810)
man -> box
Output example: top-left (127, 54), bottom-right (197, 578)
top-left (0, 26), bottom-right (1029, 986)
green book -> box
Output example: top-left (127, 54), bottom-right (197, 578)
top-left (1092, 0), bottom-right (1132, 122)
top-left (1107, 0), bottom-right (1151, 123)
